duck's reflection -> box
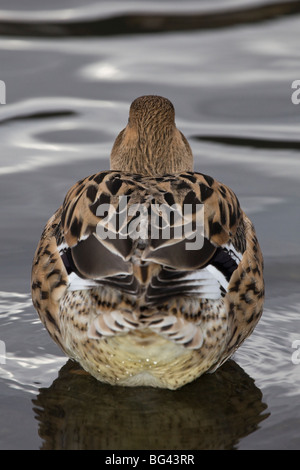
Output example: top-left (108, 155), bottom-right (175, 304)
top-left (32, 360), bottom-right (268, 450)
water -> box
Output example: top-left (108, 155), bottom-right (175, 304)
top-left (0, 0), bottom-right (300, 450)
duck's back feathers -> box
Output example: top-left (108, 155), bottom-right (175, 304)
top-left (60, 170), bottom-right (243, 284)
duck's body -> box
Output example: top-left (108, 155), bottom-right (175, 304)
top-left (32, 96), bottom-right (264, 389)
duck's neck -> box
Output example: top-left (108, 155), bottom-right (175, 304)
top-left (110, 125), bottom-right (194, 176)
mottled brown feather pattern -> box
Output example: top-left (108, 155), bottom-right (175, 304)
top-left (31, 209), bottom-right (68, 352)
top-left (31, 95), bottom-right (264, 389)
top-left (61, 170), bottom-right (241, 247)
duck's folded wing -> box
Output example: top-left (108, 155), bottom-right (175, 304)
top-left (59, 170), bottom-right (244, 295)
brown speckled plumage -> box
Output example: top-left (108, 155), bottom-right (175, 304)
top-left (31, 96), bottom-right (264, 389)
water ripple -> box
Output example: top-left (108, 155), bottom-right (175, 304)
top-left (0, 98), bottom-right (123, 175)
top-left (235, 298), bottom-right (300, 397)
top-left (0, 291), bottom-right (66, 395)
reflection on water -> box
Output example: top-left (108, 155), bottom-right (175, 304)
top-left (33, 360), bottom-right (268, 450)
top-left (0, 1), bottom-right (300, 37)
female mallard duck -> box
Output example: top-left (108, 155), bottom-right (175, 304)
top-left (31, 95), bottom-right (264, 389)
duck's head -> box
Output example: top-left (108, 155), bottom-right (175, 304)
top-left (110, 95), bottom-right (193, 176)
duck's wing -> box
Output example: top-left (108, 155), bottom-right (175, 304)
top-left (59, 170), bottom-right (244, 297)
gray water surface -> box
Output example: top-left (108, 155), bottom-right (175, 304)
top-left (0, 0), bottom-right (300, 450)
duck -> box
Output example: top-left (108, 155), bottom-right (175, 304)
top-left (31, 95), bottom-right (264, 390)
